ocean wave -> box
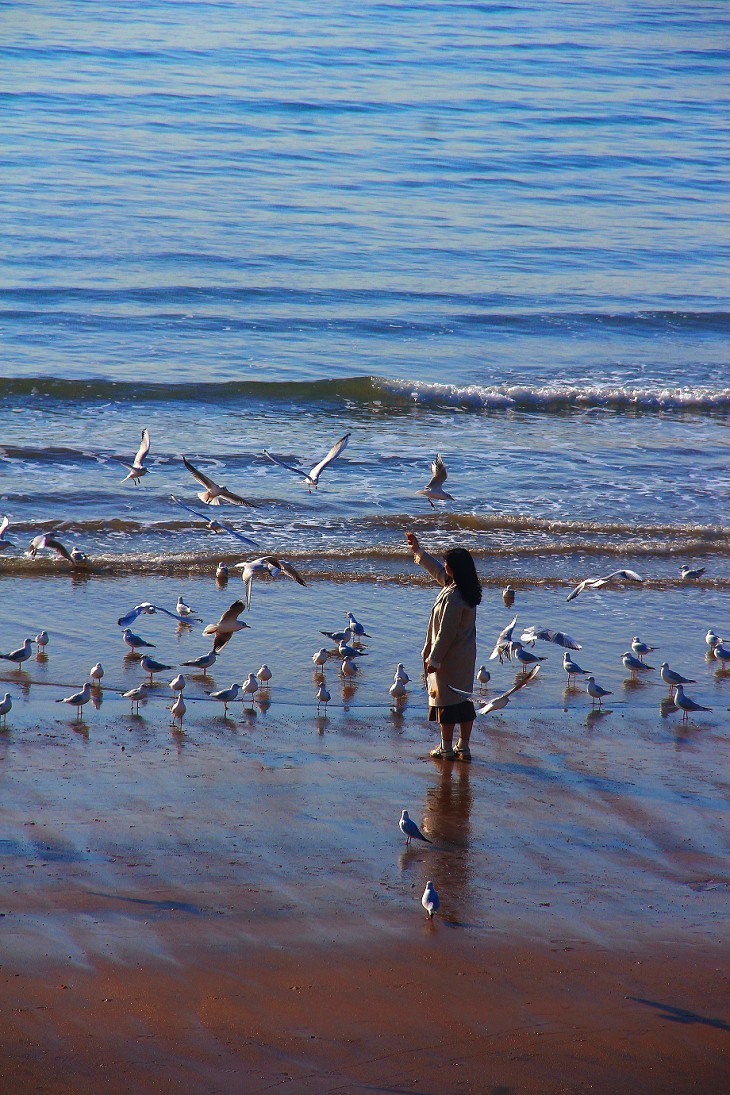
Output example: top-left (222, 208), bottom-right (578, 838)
top-left (2, 374), bottom-right (730, 416)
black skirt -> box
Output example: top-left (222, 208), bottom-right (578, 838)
top-left (428, 699), bottom-right (477, 725)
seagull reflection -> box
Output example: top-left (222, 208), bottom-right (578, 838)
top-left (660, 696), bottom-right (678, 719)
top-left (585, 707), bottom-right (612, 726)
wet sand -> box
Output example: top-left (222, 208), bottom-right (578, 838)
top-left (0, 694), bottom-right (728, 1093)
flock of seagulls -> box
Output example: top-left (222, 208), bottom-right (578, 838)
top-left (1, 430), bottom-right (725, 923)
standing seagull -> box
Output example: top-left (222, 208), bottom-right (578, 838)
top-left (0, 638), bottom-right (33, 670)
top-left (122, 628), bottom-right (155, 654)
top-left (35, 630), bottom-right (49, 653)
top-left (673, 684), bottom-right (712, 723)
top-left (180, 455), bottom-right (255, 507)
top-left (585, 676), bottom-right (612, 708)
top-left (180, 650), bottom-right (217, 677)
top-left (422, 881), bottom-right (439, 919)
top-left (622, 651), bottom-right (655, 674)
top-left (0, 516), bottom-right (15, 550)
top-left (57, 682), bottom-right (91, 719)
top-left (90, 662), bottom-right (104, 688)
top-left (169, 693), bottom-right (186, 727)
top-left (123, 683), bottom-right (148, 714)
top-left (206, 683), bottom-right (240, 715)
top-left (0, 693), bottom-right (12, 727)
top-left (567, 570), bottom-right (643, 602)
top-left (563, 652), bottom-right (590, 682)
top-left (680, 564), bottom-right (706, 580)
top-left (120, 428), bottom-right (151, 484)
top-left (660, 662), bottom-right (695, 695)
top-left (316, 682), bottom-right (331, 713)
top-left (631, 636), bottom-right (656, 661)
top-left (176, 596), bottom-right (202, 623)
top-left (263, 432), bottom-right (350, 492)
top-left (416, 454), bottom-right (455, 508)
top-left (346, 612), bottom-right (371, 640)
top-left (242, 673), bottom-right (258, 708)
top-left (202, 600), bottom-right (250, 653)
top-left (399, 810), bottom-right (431, 846)
top-left (502, 585), bottom-right (516, 608)
top-left (140, 654), bottom-right (176, 684)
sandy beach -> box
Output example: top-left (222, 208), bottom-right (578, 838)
top-left (0, 576), bottom-right (728, 1093)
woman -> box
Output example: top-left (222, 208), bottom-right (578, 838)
top-left (405, 531), bottom-right (482, 761)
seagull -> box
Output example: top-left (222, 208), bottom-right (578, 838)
top-left (512, 642), bottom-right (545, 672)
top-left (34, 630), bottom-right (49, 653)
top-left (57, 681), bottom-right (91, 719)
top-left (321, 628), bottom-right (354, 645)
top-left (234, 556), bottom-right (307, 610)
top-left (176, 596), bottom-right (202, 623)
top-left (713, 642), bottom-right (730, 669)
top-left (263, 431), bottom-right (350, 492)
top-left (680, 564), bottom-right (706, 580)
top-left (673, 684), bottom-right (712, 723)
top-left (202, 600), bottom-right (250, 653)
top-left (502, 585), bottom-right (516, 608)
top-left (216, 562), bottom-right (229, 582)
top-left (622, 651), bottom-right (655, 673)
top-left (567, 570), bottom-right (643, 602)
top-left (312, 648), bottom-right (329, 670)
top-left (390, 679), bottom-right (407, 701)
top-left (27, 534), bottom-right (81, 564)
top-left (257, 664), bottom-right (272, 685)
top-left (122, 628), bottom-right (155, 653)
top-left (117, 602), bottom-right (180, 628)
top-left (416, 454), bottom-right (454, 508)
top-left (316, 682), bottom-right (331, 713)
top-left (337, 641), bottom-right (368, 660)
top-left (0, 693), bottom-right (11, 726)
top-left (659, 662), bottom-right (696, 694)
top-left (705, 629), bottom-right (721, 650)
top-left (631, 636), bottom-right (656, 661)
top-left (563, 652), bottom-right (590, 681)
top-left (422, 880), bottom-right (439, 919)
top-left (341, 657), bottom-right (358, 679)
top-left (169, 673), bottom-right (186, 694)
top-left (180, 455), bottom-right (255, 507)
top-left (89, 662), bottom-right (104, 687)
top-left (120, 428), bottom-right (151, 484)
top-left (242, 673), bottom-right (258, 707)
top-left (489, 616), bottom-right (518, 662)
top-left (0, 516), bottom-right (15, 549)
top-left (169, 693), bottom-right (186, 726)
top-left (206, 682), bottom-right (240, 715)
top-left (140, 654), bottom-right (176, 683)
top-left (400, 810), bottom-right (431, 846)
top-left (346, 612), bottom-right (371, 640)
top-left (520, 626), bottom-right (582, 651)
top-left (478, 665), bottom-right (540, 715)
top-left (476, 666), bottom-right (490, 692)
top-left (123, 683), bottom-right (148, 714)
top-left (170, 495), bottom-right (259, 547)
top-left (180, 650), bottom-right (217, 676)
top-left (585, 676), bottom-right (612, 708)
top-left (0, 638), bottom-right (33, 670)
top-left (394, 664), bottom-right (410, 685)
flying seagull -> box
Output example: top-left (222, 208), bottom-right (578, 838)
top-left (520, 626), bottom-right (582, 651)
top-left (0, 516), bottom-right (15, 550)
top-left (478, 664), bottom-right (540, 715)
top-left (120, 428), bottom-right (151, 484)
top-left (567, 570), bottom-right (643, 602)
top-left (170, 495), bottom-right (259, 547)
top-left (234, 556), bottom-right (307, 610)
top-left (202, 600), bottom-right (250, 653)
top-left (263, 432), bottom-right (350, 492)
top-left (27, 534), bottom-right (87, 565)
top-left (416, 454), bottom-right (455, 508)
top-left (180, 455), bottom-right (255, 506)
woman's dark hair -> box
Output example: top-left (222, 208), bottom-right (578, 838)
top-left (444, 548), bottom-right (482, 607)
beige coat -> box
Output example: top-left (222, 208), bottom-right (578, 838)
top-left (415, 548), bottom-right (477, 707)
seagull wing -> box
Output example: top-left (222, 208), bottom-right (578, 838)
top-left (307, 432), bottom-right (350, 483)
top-left (0, 516), bottom-right (9, 537)
top-left (204, 514), bottom-right (259, 547)
top-left (134, 429), bottom-right (150, 467)
top-left (150, 604), bottom-right (182, 621)
top-left (217, 486), bottom-right (256, 507)
top-left (597, 569), bottom-right (643, 586)
top-left (170, 495), bottom-right (211, 522)
top-left (214, 600), bottom-right (247, 631)
top-left (425, 454), bottom-right (448, 490)
top-left (489, 616), bottom-right (518, 660)
top-left (263, 450), bottom-right (311, 480)
top-left (566, 579), bottom-right (590, 602)
top-left (501, 664), bottom-right (541, 699)
top-left (44, 536), bottom-right (74, 563)
top-left (264, 556), bottom-right (307, 587)
top-left (521, 627), bottom-right (582, 650)
top-left (181, 455), bottom-right (218, 492)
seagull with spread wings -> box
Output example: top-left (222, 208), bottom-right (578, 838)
top-left (170, 495), bottom-right (259, 546)
top-left (263, 432), bottom-right (350, 492)
top-left (120, 428), bottom-right (151, 484)
top-left (0, 516), bottom-right (15, 550)
top-left (180, 456), bottom-right (255, 507)
top-left (566, 569), bottom-right (643, 602)
top-left (233, 556), bottom-right (307, 610)
top-left (27, 533), bottom-right (89, 566)
top-left (202, 600), bottom-right (251, 653)
top-left (416, 454), bottom-right (455, 508)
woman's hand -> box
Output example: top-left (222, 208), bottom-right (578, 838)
top-left (405, 531), bottom-right (420, 555)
